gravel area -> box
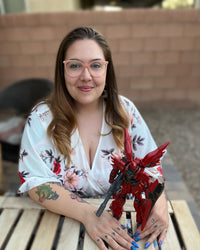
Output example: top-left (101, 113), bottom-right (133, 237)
top-left (139, 101), bottom-right (200, 213)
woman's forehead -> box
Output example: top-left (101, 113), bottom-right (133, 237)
top-left (65, 39), bottom-right (105, 61)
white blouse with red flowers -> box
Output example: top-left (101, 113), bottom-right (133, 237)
top-left (18, 96), bottom-right (163, 198)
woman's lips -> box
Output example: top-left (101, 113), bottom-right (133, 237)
top-left (78, 86), bottom-right (93, 92)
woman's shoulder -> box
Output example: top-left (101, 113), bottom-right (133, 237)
top-left (28, 101), bottom-right (53, 125)
top-left (31, 101), bottom-right (50, 114)
top-left (119, 95), bottom-right (137, 111)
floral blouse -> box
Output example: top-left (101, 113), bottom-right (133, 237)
top-left (18, 96), bottom-right (162, 198)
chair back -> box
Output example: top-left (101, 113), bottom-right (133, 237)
top-left (0, 78), bottom-right (54, 163)
top-left (0, 78), bottom-right (53, 116)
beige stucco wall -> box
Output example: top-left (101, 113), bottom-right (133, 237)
top-left (27, 0), bottom-right (81, 12)
top-left (1, 9), bottom-right (200, 105)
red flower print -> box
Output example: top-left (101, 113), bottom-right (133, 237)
top-left (53, 161), bottom-right (61, 175)
top-left (156, 166), bottom-right (163, 176)
top-left (19, 171), bottom-right (26, 183)
top-left (71, 194), bottom-right (83, 202)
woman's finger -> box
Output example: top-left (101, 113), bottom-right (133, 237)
top-left (116, 224), bottom-right (135, 243)
top-left (137, 211), bottom-right (169, 238)
top-left (143, 227), bottom-right (165, 249)
top-left (102, 232), bottom-right (135, 250)
top-left (135, 218), bottom-right (159, 239)
top-left (113, 227), bottom-right (140, 249)
top-left (157, 228), bottom-right (168, 247)
top-left (95, 237), bottom-right (109, 250)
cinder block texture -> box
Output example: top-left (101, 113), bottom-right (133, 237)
top-left (0, 9), bottom-right (200, 104)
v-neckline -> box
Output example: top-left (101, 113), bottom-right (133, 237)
top-left (77, 102), bottom-right (105, 170)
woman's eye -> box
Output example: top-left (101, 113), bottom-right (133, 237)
top-left (68, 62), bottom-right (82, 69)
top-left (91, 62), bottom-right (102, 69)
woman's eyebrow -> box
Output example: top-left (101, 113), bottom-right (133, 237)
top-left (65, 58), bottom-right (80, 61)
top-left (65, 58), bottom-right (104, 62)
top-left (91, 58), bottom-right (104, 61)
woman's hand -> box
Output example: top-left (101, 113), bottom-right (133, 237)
top-left (83, 206), bottom-right (138, 250)
top-left (133, 193), bottom-right (169, 249)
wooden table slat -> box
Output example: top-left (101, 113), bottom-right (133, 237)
top-left (1, 197), bottom-right (43, 209)
top-left (0, 208), bottom-right (21, 249)
top-left (167, 201), bottom-right (173, 214)
top-left (5, 209), bottom-right (41, 250)
top-left (130, 212), bottom-right (137, 233)
top-left (84, 199), bottom-right (135, 212)
top-left (0, 196), bottom-right (6, 207)
top-left (161, 214), bottom-right (181, 250)
top-left (30, 210), bottom-right (60, 250)
top-left (57, 217), bottom-right (80, 250)
top-left (171, 200), bottom-right (200, 250)
top-left (83, 231), bottom-right (100, 250)
top-left (120, 212), bottom-right (127, 229)
top-left (1, 197), bottom-right (199, 250)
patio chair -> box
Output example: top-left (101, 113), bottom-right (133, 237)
top-left (0, 78), bottom-right (53, 194)
top-left (0, 78), bottom-right (53, 116)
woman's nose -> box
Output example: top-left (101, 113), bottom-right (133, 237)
top-left (80, 67), bottom-right (92, 80)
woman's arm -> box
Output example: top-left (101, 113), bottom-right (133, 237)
top-left (28, 182), bottom-right (92, 223)
top-left (28, 182), bottom-right (136, 250)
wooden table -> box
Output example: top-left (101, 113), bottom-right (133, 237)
top-left (0, 196), bottom-right (200, 250)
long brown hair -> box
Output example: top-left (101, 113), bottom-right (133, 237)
top-left (47, 27), bottom-right (129, 165)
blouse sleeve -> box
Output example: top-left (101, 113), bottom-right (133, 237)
top-left (18, 106), bottom-right (62, 194)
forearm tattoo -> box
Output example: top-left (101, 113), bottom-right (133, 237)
top-left (70, 193), bottom-right (88, 203)
top-left (36, 184), bottom-right (59, 203)
top-left (35, 183), bottom-right (88, 204)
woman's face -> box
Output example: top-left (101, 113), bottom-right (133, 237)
top-left (63, 39), bottom-right (107, 108)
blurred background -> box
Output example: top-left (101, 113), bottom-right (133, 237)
top-left (0, 0), bottom-right (199, 13)
top-left (0, 0), bottom-right (200, 224)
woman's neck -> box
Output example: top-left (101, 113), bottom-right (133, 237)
top-left (75, 98), bottom-right (103, 116)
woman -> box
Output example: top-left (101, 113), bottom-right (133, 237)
top-left (18, 27), bottom-right (168, 250)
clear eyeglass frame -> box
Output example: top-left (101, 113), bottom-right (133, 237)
top-left (63, 59), bottom-right (109, 78)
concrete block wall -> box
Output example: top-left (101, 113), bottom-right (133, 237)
top-left (0, 9), bottom-right (200, 105)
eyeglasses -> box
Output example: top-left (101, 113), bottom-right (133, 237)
top-left (63, 59), bottom-right (108, 78)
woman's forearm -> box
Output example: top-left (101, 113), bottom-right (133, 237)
top-left (28, 182), bottom-right (95, 224)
